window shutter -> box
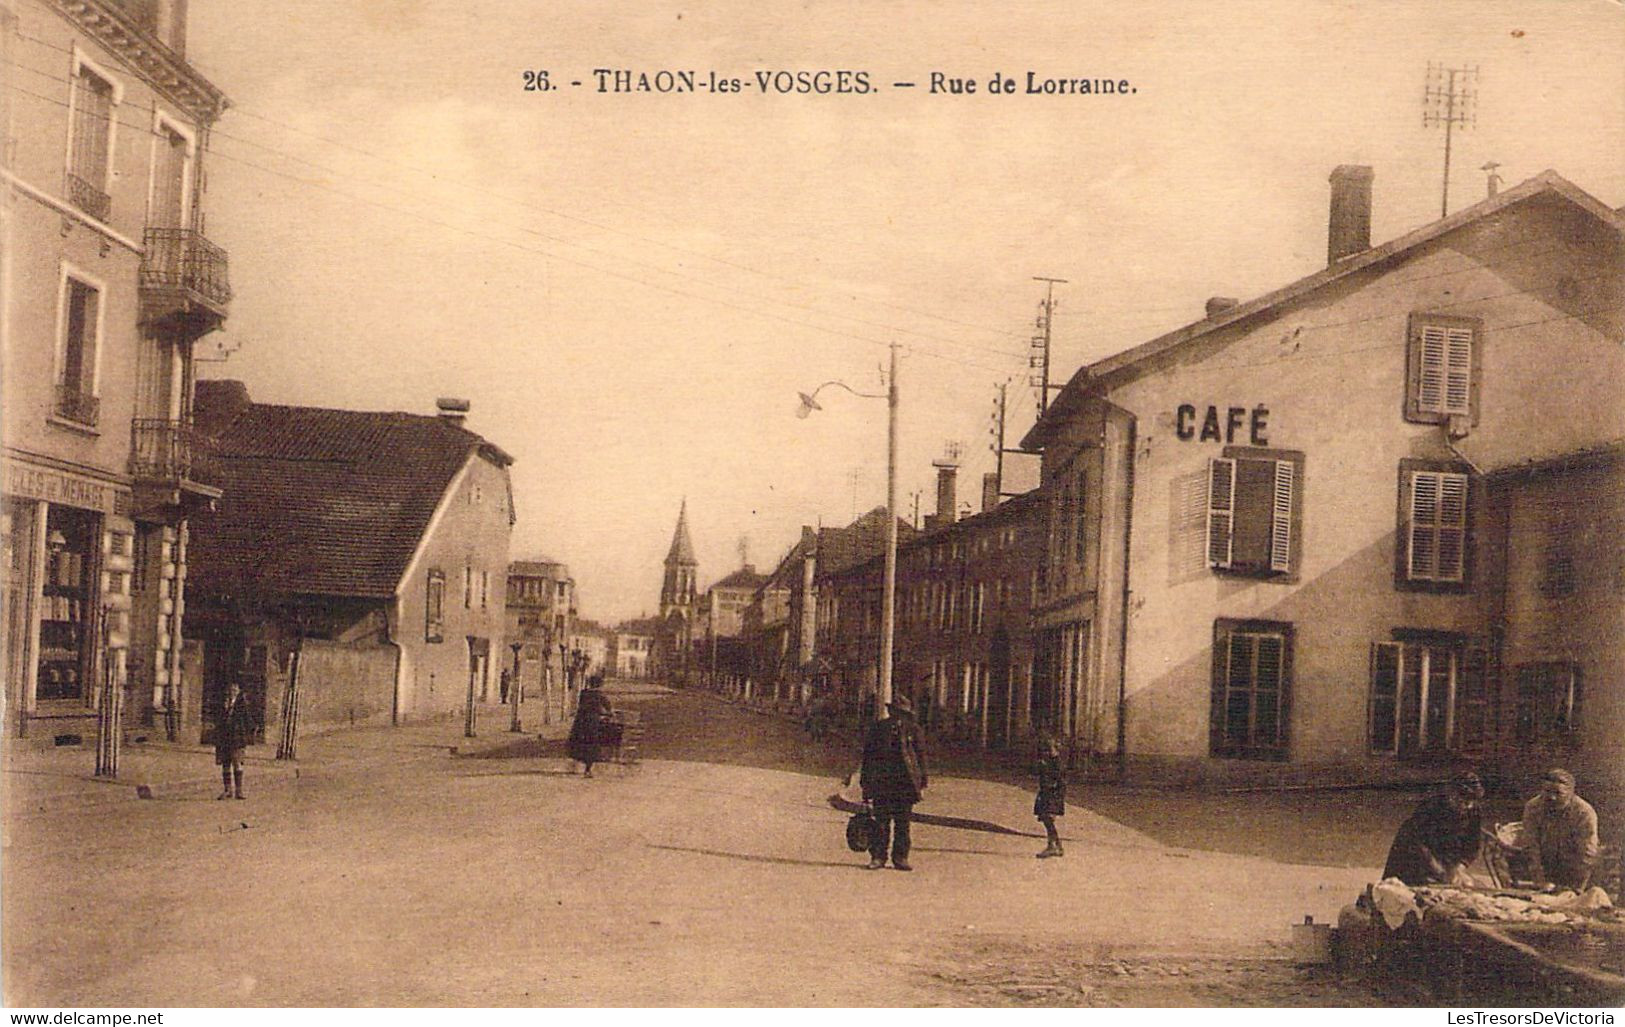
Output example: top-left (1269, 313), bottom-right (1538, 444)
top-left (1270, 460), bottom-right (1295, 573)
top-left (1417, 324), bottom-right (1447, 413)
top-left (1444, 326), bottom-right (1473, 416)
top-left (1408, 471), bottom-right (1440, 579)
top-left (1437, 473), bottom-right (1468, 582)
top-left (1370, 641), bottom-right (1402, 754)
top-left (1207, 458), bottom-right (1235, 568)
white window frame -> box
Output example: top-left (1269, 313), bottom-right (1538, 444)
top-left (1369, 641), bottom-right (1488, 755)
top-left (145, 109), bottom-right (196, 230)
top-left (65, 47), bottom-right (123, 199)
top-left (55, 261), bottom-right (107, 398)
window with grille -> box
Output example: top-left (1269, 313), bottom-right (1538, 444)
top-left (68, 62), bottom-right (117, 220)
top-left (1406, 314), bottom-right (1480, 425)
top-left (56, 275), bottom-right (102, 426)
top-left (1370, 638), bottom-right (1490, 756)
top-left (1206, 448), bottom-right (1303, 578)
top-left (1209, 619), bottom-right (1292, 759)
top-left (1514, 662), bottom-right (1580, 743)
top-left (1398, 462), bottom-right (1472, 589)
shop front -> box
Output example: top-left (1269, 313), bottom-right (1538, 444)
top-left (2, 457), bottom-right (134, 743)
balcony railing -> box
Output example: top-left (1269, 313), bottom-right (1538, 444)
top-left (140, 228), bottom-right (232, 322)
top-left (65, 173), bottom-right (111, 222)
top-left (54, 385), bottom-right (100, 427)
top-left (129, 419), bottom-right (215, 485)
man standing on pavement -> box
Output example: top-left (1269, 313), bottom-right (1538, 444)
top-left (1520, 768), bottom-right (1600, 891)
top-left (860, 692), bottom-right (928, 872)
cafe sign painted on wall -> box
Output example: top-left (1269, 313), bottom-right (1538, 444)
top-left (1175, 404), bottom-right (1271, 445)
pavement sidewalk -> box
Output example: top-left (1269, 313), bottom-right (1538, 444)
top-left (2, 701), bottom-right (574, 816)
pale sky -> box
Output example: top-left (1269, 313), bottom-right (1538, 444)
top-left (182, 0), bottom-right (1625, 624)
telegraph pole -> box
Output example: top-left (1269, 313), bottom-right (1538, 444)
top-left (1424, 63), bottom-right (1478, 218)
top-left (1030, 276), bottom-right (1068, 419)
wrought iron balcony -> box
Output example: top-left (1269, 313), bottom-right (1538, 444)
top-left (140, 227), bottom-right (231, 334)
top-left (54, 385), bottom-right (100, 427)
top-left (129, 418), bottom-right (217, 487)
top-left (65, 172), bottom-right (111, 222)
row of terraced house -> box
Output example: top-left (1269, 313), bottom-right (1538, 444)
top-left (731, 166), bottom-right (1622, 803)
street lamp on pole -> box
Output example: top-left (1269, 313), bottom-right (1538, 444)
top-left (509, 641), bottom-right (524, 733)
top-left (796, 341), bottom-right (900, 721)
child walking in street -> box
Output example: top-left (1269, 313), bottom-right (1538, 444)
top-left (1033, 730), bottom-right (1065, 858)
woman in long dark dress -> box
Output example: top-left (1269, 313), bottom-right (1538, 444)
top-left (567, 677), bottom-right (614, 777)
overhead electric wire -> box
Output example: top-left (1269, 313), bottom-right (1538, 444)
top-left (16, 31), bottom-right (1031, 347)
top-left (5, 77), bottom-right (1023, 377)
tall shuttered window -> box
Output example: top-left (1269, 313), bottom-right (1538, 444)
top-left (1210, 620), bottom-right (1293, 760)
top-left (67, 61), bottom-right (117, 220)
top-left (1370, 638), bottom-right (1490, 756)
top-left (1406, 314), bottom-right (1480, 426)
top-left (1398, 462), bottom-right (1473, 590)
top-left (1207, 448), bottom-right (1303, 579)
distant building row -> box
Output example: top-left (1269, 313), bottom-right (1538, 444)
top-left (707, 168), bottom-right (1623, 800)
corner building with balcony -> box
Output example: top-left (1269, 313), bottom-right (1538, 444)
top-left (1, 0), bottom-right (230, 743)
top-left (1024, 169), bottom-right (1623, 795)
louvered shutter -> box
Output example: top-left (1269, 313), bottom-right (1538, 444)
top-left (1443, 326), bottom-right (1473, 416)
top-left (1436, 473), bottom-right (1468, 581)
top-left (1417, 325), bottom-right (1447, 414)
top-left (1409, 471), bottom-right (1440, 579)
top-left (1207, 458), bottom-right (1235, 568)
top-left (1270, 460), bottom-right (1295, 573)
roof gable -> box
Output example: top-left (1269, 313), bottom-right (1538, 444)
top-left (1028, 171), bottom-right (1624, 448)
top-left (189, 388), bottom-right (509, 600)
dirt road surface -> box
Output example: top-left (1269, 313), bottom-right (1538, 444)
top-left (3, 683), bottom-right (1400, 1006)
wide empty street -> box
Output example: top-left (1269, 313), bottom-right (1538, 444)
top-left (3, 682), bottom-right (1401, 1006)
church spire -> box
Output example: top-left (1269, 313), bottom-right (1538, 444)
top-left (660, 500), bottom-right (697, 621)
top-left (665, 498), bottom-right (696, 566)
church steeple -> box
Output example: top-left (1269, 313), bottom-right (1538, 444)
top-left (660, 500), bottom-right (698, 620)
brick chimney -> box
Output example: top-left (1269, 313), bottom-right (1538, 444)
top-left (1328, 165), bottom-right (1374, 265)
top-left (932, 459), bottom-right (959, 527)
top-left (1205, 296), bottom-right (1239, 318)
top-left (436, 397), bottom-right (470, 427)
top-left (982, 472), bottom-right (999, 513)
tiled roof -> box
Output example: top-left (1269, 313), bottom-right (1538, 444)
top-left (710, 566), bottom-right (767, 591)
top-left (188, 381), bottom-right (511, 600)
top-left (817, 506), bottom-right (915, 576)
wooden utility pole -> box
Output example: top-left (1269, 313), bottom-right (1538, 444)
top-left (1029, 277), bottom-right (1068, 419)
top-left (1424, 63), bottom-right (1478, 218)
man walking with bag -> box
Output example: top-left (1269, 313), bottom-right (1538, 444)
top-left (860, 692), bottom-right (928, 871)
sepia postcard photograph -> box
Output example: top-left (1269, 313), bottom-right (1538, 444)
top-left (1, 0), bottom-right (1622, 1012)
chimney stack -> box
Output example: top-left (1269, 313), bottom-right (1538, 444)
top-left (436, 397), bottom-right (471, 427)
top-left (982, 472), bottom-right (999, 514)
top-left (933, 458), bottom-right (959, 527)
top-left (1327, 165), bottom-right (1374, 265)
top-left (1205, 296), bottom-right (1239, 318)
